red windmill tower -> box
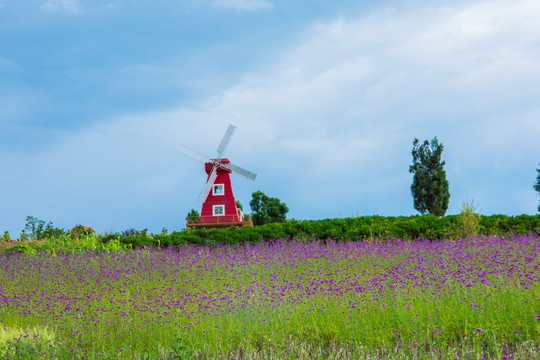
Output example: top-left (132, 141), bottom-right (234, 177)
top-left (179, 124), bottom-right (256, 228)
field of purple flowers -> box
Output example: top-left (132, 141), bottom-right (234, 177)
top-left (1, 234), bottom-right (539, 359)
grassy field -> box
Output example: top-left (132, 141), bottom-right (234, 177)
top-left (0, 234), bottom-right (539, 359)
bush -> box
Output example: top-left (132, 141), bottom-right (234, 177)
top-left (455, 200), bottom-right (481, 237)
top-left (2, 214), bottom-right (539, 253)
top-left (186, 209), bottom-right (200, 224)
top-left (1, 231), bottom-right (10, 242)
top-left (121, 228), bottom-right (148, 237)
top-left (70, 225), bottom-right (96, 240)
top-left (4, 244), bottom-right (35, 255)
top-left (24, 216), bottom-right (66, 240)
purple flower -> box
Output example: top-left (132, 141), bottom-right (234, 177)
top-left (475, 328), bottom-right (483, 334)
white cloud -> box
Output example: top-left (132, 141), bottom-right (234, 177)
top-left (215, 0), bottom-right (274, 11)
top-left (41, 0), bottom-right (82, 14)
top-left (175, 0), bottom-right (540, 216)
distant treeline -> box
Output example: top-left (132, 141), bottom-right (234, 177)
top-left (105, 214), bottom-right (540, 247)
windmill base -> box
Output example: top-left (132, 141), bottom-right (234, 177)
top-left (186, 215), bottom-right (253, 229)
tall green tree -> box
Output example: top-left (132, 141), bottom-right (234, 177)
top-left (534, 164), bottom-right (540, 212)
top-left (409, 137), bottom-right (450, 217)
top-left (250, 191), bottom-right (289, 226)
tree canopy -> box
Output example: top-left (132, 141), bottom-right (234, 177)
top-left (250, 191), bottom-right (289, 226)
top-left (409, 137), bottom-right (450, 217)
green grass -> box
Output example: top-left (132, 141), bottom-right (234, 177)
top-left (0, 236), bottom-right (538, 359)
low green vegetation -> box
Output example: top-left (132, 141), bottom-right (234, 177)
top-left (1, 212), bottom-right (539, 359)
top-left (455, 200), bottom-right (481, 237)
top-left (0, 234), bottom-right (538, 359)
top-left (1, 214), bottom-right (540, 252)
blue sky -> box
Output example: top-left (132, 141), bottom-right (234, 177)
top-left (1, 0), bottom-right (540, 236)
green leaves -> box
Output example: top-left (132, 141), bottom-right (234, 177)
top-left (456, 200), bottom-right (481, 237)
top-left (186, 209), bottom-right (200, 224)
top-left (250, 191), bottom-right (289, 226)
top-left (24, 216), bottom-right (67, 240)
top-left (409, 137), bottom-right (450, 217)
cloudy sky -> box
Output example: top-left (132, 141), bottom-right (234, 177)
top-left (1, 0), bottom-right (539, 236)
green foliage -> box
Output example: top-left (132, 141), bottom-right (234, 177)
top-left (24, 216), bottom-right (66, 240)
top-left (2, 214), bottom-right (540, 252)
top-left (4, 244), bottom-right (36, 254)
top-left (110, 214), bottom-right (540, 248)
top-left (409, 137), bottom-right (450, 216)
top-left (19, 230), bottom-right (28, 241)
top-left (186, 209), bottom-right (200, 224)
top-left (0, 326), bottom-right (56, 359)
top-left (1, 231), bottom-right (10, 241)
top-left (169, 332), bottom-right (191, 360)
top-left (455, 200), bottom-right (481, 237)
top-left (250, 190), bottom-right (289, 225)
top-left (70, 224), bottom-right (95, 240)
top-left (24, 216), bottom-right (47, 240)
top-left (535, 164), bottom-right (540, 212)
top-left (236, 200), bottom-right (243, 211)
top-left (44, 224), bottom-right (67, 239)
top-left (122, 228), bottom-right (147, 237)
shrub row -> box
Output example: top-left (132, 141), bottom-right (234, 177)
top-left (108, 214), bottom-right (540, 248)
top-left (3, 214), bottom-right (539, 252)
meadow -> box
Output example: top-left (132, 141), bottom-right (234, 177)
top-left (0, 234), bottom-right (539, 359)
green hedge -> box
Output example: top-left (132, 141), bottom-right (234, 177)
top-left (4, 214), bottom-right (538, 253)
top-left (110, 214), bottom-right (540, 248)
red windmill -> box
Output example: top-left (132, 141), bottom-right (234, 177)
top-left (179, 124), bottom-right (257, 228)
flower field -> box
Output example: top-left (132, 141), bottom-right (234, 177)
top-left (1, 234), bottom-right (539, 359)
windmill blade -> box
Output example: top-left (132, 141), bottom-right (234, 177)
top-left (223, 162), bottom-right (257, 181)
top-left (216, 124), bottom-right (237, 159)
top-left (178, 145), bottom-right (210, 164)
top-left (198, 166), bottom-right (218, 202)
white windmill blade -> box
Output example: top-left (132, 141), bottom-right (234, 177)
top-left (216, 124), bottom-right (237, 159)
top-left (223, 162), bottom-right (257, 181)
top-left (198, 166), bottom-right (218, 202)
top-left (178, 145), bottom-right (210, 164)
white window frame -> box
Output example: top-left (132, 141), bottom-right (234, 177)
top-left (213, 205), bottom-right (225, 216)
top-left (213, 183), bottom-right (225, 196)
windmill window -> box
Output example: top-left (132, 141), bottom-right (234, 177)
top-left (213, 184), bottom-right (225, 195)
top-left (213, 205), bottom-right (225, 216)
